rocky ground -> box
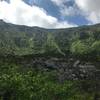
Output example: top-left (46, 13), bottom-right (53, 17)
top-left (1, 55), bottom-right (100, 81)
top-left (15, 56), bottom-right (100, 81)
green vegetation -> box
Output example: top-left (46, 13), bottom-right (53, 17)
top-left (0, 20), bottom-right (100, 59)
top-left (0, 63), bottom-right (99, 100)
top-left (44, 33), bottom-right (65, 55)
top-left (0, 20), bottom-right (100, 100)
top-left (70, 40), bottom-right (89, 55)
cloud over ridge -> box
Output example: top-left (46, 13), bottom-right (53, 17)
top-left (0, 0), bottom-right (76, 28)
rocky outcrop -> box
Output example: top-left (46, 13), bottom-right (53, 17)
top-left (1, 55), bottom-right (99, 81)
top-left (17, 57), bottom-right (100, 81)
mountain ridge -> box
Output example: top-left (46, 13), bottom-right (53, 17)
top-left (0, 19), bottom-right (100, 59)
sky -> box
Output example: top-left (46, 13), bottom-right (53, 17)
top-left (0, 0), bottom-right (100, 29)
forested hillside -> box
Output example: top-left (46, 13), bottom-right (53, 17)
top-left (0, 20), bottom-right (100, 60)
top-left (0, 20), bottom-right (100, 100)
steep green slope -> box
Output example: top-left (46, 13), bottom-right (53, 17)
top-left (0, 20), bottom-right (100, 100)
top-left (0, 20), bottom-right (100, 60)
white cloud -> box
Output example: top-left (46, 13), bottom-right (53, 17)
top-left (51, 0), bottom-right (66, 6)
top-left (60, 5), bottom-right (79, 16)
top-left (75, 0), bottom-right (100, 24)
top-left (51, 0), bottom-right (78, 16)
top-left (0, 0), bottom-right (76, 28)
top-left (51, 0), bottom-right (100, 24)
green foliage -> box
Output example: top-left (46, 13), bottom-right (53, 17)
top-left (0, 63), bottom-right (97, 100)
top-left (0, 20), bottom-right (99, 100)
top-left (44, 33), bottom-right (65, 55)
top-left (91, 40), bottom-right (100, 60)
top-left (91, 41), bottom-right (100, 53)
top-left (70, 40), bottom-right (89, 56)
top-left (0, 20), bottom-right (100, 58)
